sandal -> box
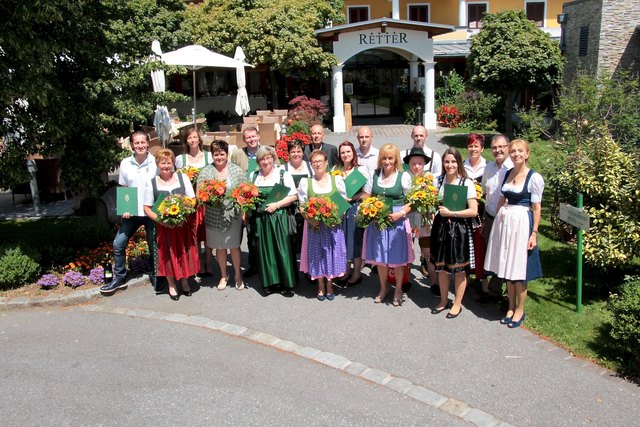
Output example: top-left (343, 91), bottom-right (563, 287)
top-left (235, 281), bottom-right (245, 290)
top-left (217, 277), bottom-right (228, 290)
top-left (392, 298), bottom-right (402, 307)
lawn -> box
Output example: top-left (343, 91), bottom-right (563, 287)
top-left (442, 130), bottom-right (635, 376)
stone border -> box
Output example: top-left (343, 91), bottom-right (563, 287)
top-left (78, 304), bottom-right (514, 427)
top-left (0, 276), bottom-right (149, 309)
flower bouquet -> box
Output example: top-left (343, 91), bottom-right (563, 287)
top-left (474, 181), bottom-right (484, 201)
top-left (356, 195), bottom-right (392, 230)
top-left (301, 196), bottom-right (341, 231)
top-left (330, 169), bottom-right (345, 177)
top-left (230, 183), bottom-right (260, 213)
top-left (197, 179), bottom-right (227, 207)
top-left (156, 194), bottom-right (197, 226)
top-left (405, 174), bottom-right (439, 226)
top-left (178, 165), bottom-right (200, 186)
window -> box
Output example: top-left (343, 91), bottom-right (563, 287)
top-left (408, 4), bottom-right (429, 22)
top-left (468, 3), bottom-right (487, 29)
top-left (348, 6), bottom-right (369, 23)
top-left (578, 26), bottom-right (589, 57)
top-left (526, 1), bottom-right (545, 27)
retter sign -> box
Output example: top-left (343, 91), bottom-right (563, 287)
top-left (359, 31), bottom-right (408, 45)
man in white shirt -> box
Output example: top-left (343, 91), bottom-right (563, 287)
top-left (355, 126), bottom-right (379, 173)
top-left (402, 125), bottom-right (442, 177)
top-left (101, 131), bottom-right (158, 295)
top-left (478, 134), bottom-right (513, 302)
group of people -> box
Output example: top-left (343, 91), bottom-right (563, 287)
top-left (101, 123), bottom-right (544, 328)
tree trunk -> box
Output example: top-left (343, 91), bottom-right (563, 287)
top-left (270, 70), bottom-right (279, 109)
top-left (504, 91), bottom-right (517, 138)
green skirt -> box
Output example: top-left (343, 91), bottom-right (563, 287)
top-left (251, 209), bottom-right (297, 288)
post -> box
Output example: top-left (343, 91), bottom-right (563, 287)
top-left (576, 193), bottom-right (583, 313)
top-left (26, 159), bottom-right (41, 216)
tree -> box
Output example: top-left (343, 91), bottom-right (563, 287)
top-left (0, 0), bottom-right (188, 200)
top-left (183, 0), bottom-right (344, 108)
top-left (467, 10), bottom-right (564, 136)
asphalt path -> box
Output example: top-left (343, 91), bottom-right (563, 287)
top-left (0, 309), bottom-right (465, 426)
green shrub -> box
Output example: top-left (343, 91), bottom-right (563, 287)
top-left (608, 276), bottom-right (640, 375)
top-left (455, 91), bottom-right (499, 130)
top-left (286, 120), bottom-right (309, 135)
top-left (435, 71), bottom-right (465, 106)
top-left (0, 217), bottom-right (112, 267)
top-left (0, 245), bottom-right (41, 289)
top-left (550, 125), bottom-right (640, 269)
top-left (514, 104), bottom-right (554, 142)
top-left (556, 72), bottom-right (640, 151)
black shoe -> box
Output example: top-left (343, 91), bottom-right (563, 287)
top-left (263, 286), bottom-right (274, 297)
top-left (100, 278), bottom-right (127, 295)
top-left (280, 289), bottom-right (295, 298)
top-left (430, 283), bottom-right (441, 296)
top-left (244, 267), bottom-right (258, 277)
top-left (181, 287), bottom-right (192, 297)
top-left (401, 282), bottom-right (412, 293)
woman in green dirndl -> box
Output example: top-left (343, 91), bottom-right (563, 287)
top-left (248, 146), bottom-right (299, 297)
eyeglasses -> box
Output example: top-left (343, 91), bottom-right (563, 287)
top-left (311, 160), bottom-right (326, 164)
top-left (491, 145), bottom-right (507, 151)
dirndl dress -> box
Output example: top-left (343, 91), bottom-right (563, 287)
top-left (299, 176), bottom-right (348, 280)
top-left (249, 169), bottom-right (297, 289)
top-left (152, 174), bottom-right (200, 280)
top-left (430, 176), bottom-right (475, 273)
top-left (362, 170), bottom-right (414, 267)
top-left (484, 169), bottom-right (543, 283)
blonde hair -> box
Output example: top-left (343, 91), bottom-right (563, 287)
top-left (155, 148), bottom-right (175, 165)
top-left (509, 139), bottom-right (531, 163)
top-left (376, 144), bottom-right (403, 171)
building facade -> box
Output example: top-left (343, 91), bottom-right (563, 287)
top-left (319, 0), bottom-right (564, 130)
top-left (560, 0), bottom-right (640, 83)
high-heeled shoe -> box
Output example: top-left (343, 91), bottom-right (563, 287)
top-left (508, 312), bottom-right (526, 328)
top-left (217, 277), bottom-right (228, 290)
top-left (392, 298), bottom-right (402, 307)
top-left (169, 289), bottom-right (180, 301)
top-left (181, 287), bottom-right (192, 297)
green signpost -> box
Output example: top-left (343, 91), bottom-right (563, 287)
top-left (559, 193), bottom-right (590, 313)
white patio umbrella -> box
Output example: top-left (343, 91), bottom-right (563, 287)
top-left (155, 42), bottom-right (253, 124)
top-left (153, 105), bottom-right (171, 146)
top-left (234, 46), bottom-right (251, 116)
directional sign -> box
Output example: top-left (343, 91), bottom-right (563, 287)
top-left (559, 203), bottom-right (590, 232)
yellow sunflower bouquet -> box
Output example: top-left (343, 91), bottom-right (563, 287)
top-left (474, 181), bottom-right (484, 201)
top-left (157, 194), bottom-right (197, 227)
top-left (356, 195), bottom-right (392, 230)
top-left (178, 166), bottom-right (200, 186)
top-left (405, 174), bottom-right (439, 226)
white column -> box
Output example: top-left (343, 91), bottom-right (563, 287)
top-left (409, 61), bottom-right (419, 92)
top-left (423, 61), bottom-right (437, 130)
top-left (458, 0), bottom-right (467, 28)
top-left (332, 65), bottom-right (346, 133)
top-left (392, 0), bottom-right (400, 19)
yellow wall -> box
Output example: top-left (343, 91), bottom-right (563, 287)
top-left (343, 0), bottom-right (562, 27)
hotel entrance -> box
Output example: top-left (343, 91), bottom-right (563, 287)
top-left (343, 49), bottom-right (410, 117)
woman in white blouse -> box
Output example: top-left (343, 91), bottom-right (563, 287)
top-left (484, 139), bottom-right (544, 329)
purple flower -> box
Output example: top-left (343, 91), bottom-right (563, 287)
top-left (37, 274), bottom-right (60, 289)
top-left (88, 267), bottom-right (104, 285)
top-left (63, 271), bottom-right (86, 288)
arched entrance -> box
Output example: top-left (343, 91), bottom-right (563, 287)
top-left (315, 19), bottom-right (454, 132)
top-left (343, 49), bottom-right (411, 117)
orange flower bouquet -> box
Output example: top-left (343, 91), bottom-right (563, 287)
top-left (230, 183), bottom-right (260, 213)
top-left (356, 195), bottom-right (392, 230)
top-left (178, 166), bottom-right (200, 186)
top-left (301, 196), bottom-right (341, 230)
top-left (197, 179), bottom-right (227, 207)
top-left (157, 194), bottom-right (197, 226)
